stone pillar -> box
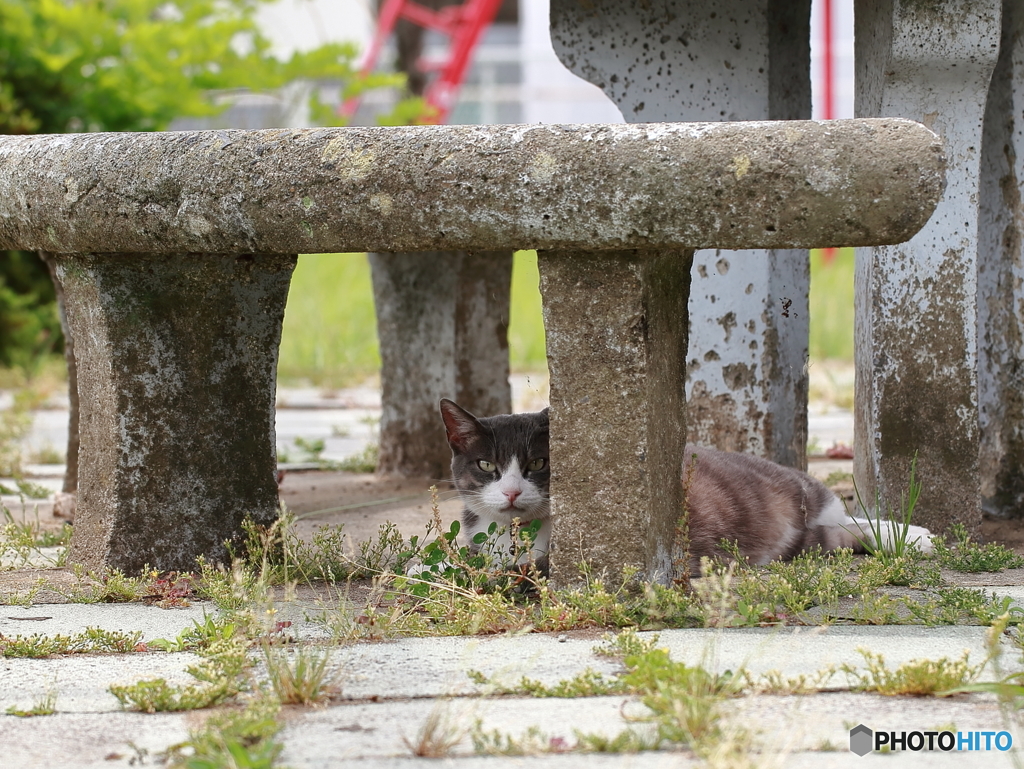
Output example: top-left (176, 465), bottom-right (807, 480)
top-left (979, 0), bottom-right (1024, 518)
top-left (57, 253), bottom-right (295, 573)
top-left (854, 0), bottom-right (1001, 534)
top-left (370, 250), bottom-right (512, 479)
top-left (550, 0), bottom-right (812, 468)
top-left (539, 250), bottom-right (690, 585)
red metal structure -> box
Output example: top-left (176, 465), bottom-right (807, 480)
top-left (343, 0), bottom-right (504, 124)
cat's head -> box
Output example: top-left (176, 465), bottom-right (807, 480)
top-left (439, 398), bottom-right (550, 522)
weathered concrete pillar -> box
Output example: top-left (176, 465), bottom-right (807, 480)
top-left (854, 0), bottom-right (1001, 534)
top-left (57, 253), bottom-right (295, 572)
top-left (540, 250), bottom-right (690, 585)
top-left (979, 0), bottom-right (1024, 519)
top-left (550, 0), bottom-right (812, 468)
top-left (370, 250), bottom-right (511, 478)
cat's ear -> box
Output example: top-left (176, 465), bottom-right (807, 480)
top-left (439, 398), bottom-right (481, 451)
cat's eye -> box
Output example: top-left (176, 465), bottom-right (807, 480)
top-left (477, 459), bottom-right (496, 473)
top-left (526, 457), bottom-right (547, 472)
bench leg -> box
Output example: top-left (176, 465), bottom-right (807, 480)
top-left (979, 1), bottom-right (1024, 518)
top-left (369, 251), bottom-right (512, 478)
top-left (539, 250), bottom-right (691, 586)
top-left (56, 252), bottom-right (295, 573)
top-left (854, 0), bottom-right (1000, 535)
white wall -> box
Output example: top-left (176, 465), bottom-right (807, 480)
top-left (810, 0), bottom-right (855, 119)
top-left (520, 0), bottom-right (623, 124)
top-left (255, 0), bottom-right (375, 59)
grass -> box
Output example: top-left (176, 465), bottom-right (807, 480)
top-left (261, 642), bottom-right (338, 705)
top-left (277, 253), bottom-right (380, 387)
top-left (276, 251), bottom-right (551, 387)
top-left (809, 248), bottom-right (854, 361)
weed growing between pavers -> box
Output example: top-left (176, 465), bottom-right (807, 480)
top-left (1, 626), bottom-right (144, 657)
top-left (260, 640), bottom-right (339, 705)
top-left (848, 454), bottom-right (924, 565)
top-left (840, 648), bottom-right (983, 695)
top-left (5, 681), bottom-right (57, 717)
top-left (468, 631), bottom-right (755, 760)
top-left (0, 506), bottom-right (70, 570)
top-left (7, 493), bottom-right (1024, 765)
top-left (166, 697), bottom-right (285, 769)
top-left (934, 524), bottom-right (1024, 572)
top-left (281, 434), bottom-right (380, 473)
top-left (404, 699), bottom-right (470, 758)
top-left (109, 637), bottom-right (250, 713)
top-left (466, 628), bottom-right (996, 760)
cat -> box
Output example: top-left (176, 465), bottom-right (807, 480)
top-left (440, 398), bottom-right (552, 573)
top-left (439, 399), bottom-right (933, 576)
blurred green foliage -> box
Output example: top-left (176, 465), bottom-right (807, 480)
top-left (0, 0), bottom-right (411, 372)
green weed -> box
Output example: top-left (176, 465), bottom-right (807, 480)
top-left (823, 470), bottom-right (854, 487)
top-left (467, 667), bottom-right (627, 698)
top-left (857, 551), bottom-right (940, 588)
top-left (1, 626), bottom-right (143, 657)
top-left (849, 592), bottom-right (903, 625)
top-left (26, 443), bottom-right (64, 465)
top-left (841, 648), bottom-right (982, 696)
top-left (335, 442), bottom-right (379, 472)
top-left (850, 455), bottom-right (927, 565)
top-left (14, 479), bottom-right (50, 499)
top-left (468, 642), bottom-right (735, 757)
top-left (593, 628), bottom-right (662, 659)
top-left (0, 506), bottom-right (71, 569)
top-left (933, 524), bottom-right (1024, 573)
top-left (149, 615), bottom-right (239, 653)
top-left (737, 546), bottom-right (853, 617)
top-left (741, 667), bottom-right (837, 695)
top-left (471, 723), bottom-right (564, 756)
top-left (5, 684), bottom-right (57, 717)
top-left (168, 698), bottom-right (284, 769)
top-left (902, 588), bottom-right (1024, 626)
top-left (261, 642), bottom-right (338, 705)
top-left (109, 638), bottom-right (249, 713)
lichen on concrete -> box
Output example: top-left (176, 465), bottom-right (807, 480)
top-left (0, 120), bottom-right (944, 256)
top-left (540, 249), bottom-right (690, 586)
top-left (57, 252), bottom-right (295, 573)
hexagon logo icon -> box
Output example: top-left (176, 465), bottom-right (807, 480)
top-left (850, 724), bottom-right (873, 756)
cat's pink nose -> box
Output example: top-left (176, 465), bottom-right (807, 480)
top-left (504, 489), bottom-right (521, 505)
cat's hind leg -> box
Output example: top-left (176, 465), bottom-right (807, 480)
top-left (847, 517), bottom-right (934, 554)
top-left (807, 496), bottom-right (934, 554)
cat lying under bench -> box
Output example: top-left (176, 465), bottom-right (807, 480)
top-left (439, 398), bottom-right (933, 576)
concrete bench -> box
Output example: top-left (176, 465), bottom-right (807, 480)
top-left (0, 119), bottom-right (944, 582)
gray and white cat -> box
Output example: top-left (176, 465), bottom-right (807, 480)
top-left (439, 399), bottom-right (933, 575)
